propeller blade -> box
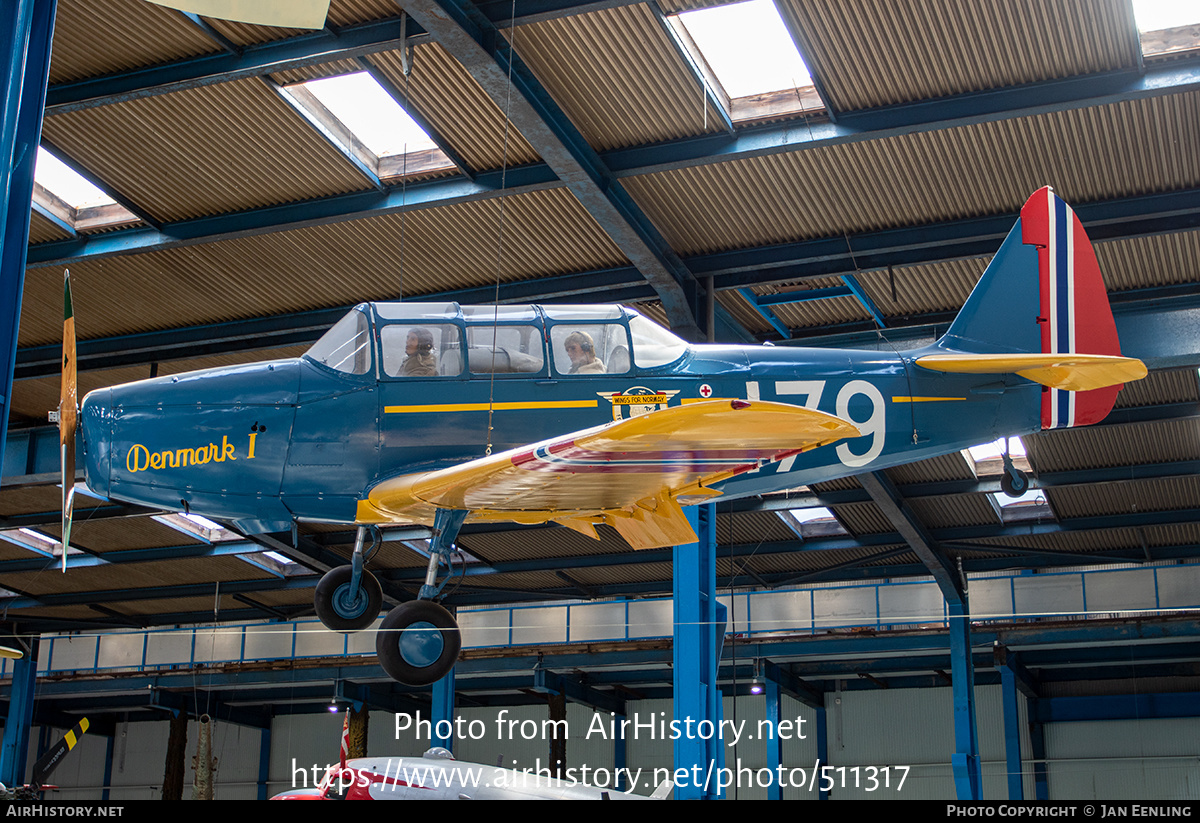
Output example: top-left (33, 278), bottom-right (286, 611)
top-left (60, 270), bottom-right (77, 573)
top-left (145, 1), bottom-right (330, 29)
top-left (31, 718), bottom-right (89, 790)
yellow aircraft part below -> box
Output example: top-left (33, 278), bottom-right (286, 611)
top-left (146, 0), bottom-right (330, 29)
top-left (915, 353), bottom-right (1148, 392)
top-left (358, 399), bottom-right (860, 549)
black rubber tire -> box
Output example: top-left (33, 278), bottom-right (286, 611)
top-left (376, 600), bottom-right (461, 686)
top-left (1000, 468), bottom-right (1029, 498)
top-left (314, 566), bottom-right (382, 632)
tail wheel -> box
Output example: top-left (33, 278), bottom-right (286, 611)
top-left (1000, 467), bottom-right (1029, 498)
top-left (376, 601), bottom-right (461, 686)
top-left (314, 566), bottom-right (382, 632)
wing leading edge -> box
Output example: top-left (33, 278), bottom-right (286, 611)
top-left (356, 400), bottom-right (860, 549)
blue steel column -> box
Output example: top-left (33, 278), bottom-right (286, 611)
top-left (764, 676), bottom-right (782, 800)
top-left (257, 725), bottom-right (271, 800)
top-left (999, 662), bottom-right (1024, 800)
top-left (432, 666), bottom-right (455, 752)
top-left (614, 713), bottom-right (627, 792)
top-left (0, 637), bottom-right (38, 787)
top-left (1030, 714), bottom-right (1049, 800)
top-left (948, 602), bottom-right (981, 799)
top-left (673, 504), bottom-right (722, 800)
top-left (0, 0), bottom-right (56, 477)
top-left (815, 705), bottom-right (828, 801)
top-left (102, 733), bottom-right (114, 801)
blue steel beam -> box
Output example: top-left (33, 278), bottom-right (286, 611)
top-left (44, 3), bottom-right (661, 115)
top-left (400, 0), bottom-right (704, 339)
top-left (0, 0), bottom-right (54, 497)
top-left (604, 58), bottom-right (1200, 176)
top-left (25, 162), bottom-right (561, 269)
top-left (44, 18), bottom-right (413, 115)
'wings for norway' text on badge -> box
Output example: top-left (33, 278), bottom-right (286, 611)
top-left (598, 387), bottom-right (681, 420)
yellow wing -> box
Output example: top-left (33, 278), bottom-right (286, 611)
top-left (915, 352), bottom-right (1147, 392)
top-left (356, 399), bottom-right (860, 550)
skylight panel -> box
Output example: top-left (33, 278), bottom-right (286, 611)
top-left (282, 72), bottom-right (455, 180)
top-left (304, 73), bottom-right (436, 156)
top-left (36, 148), bottom-right (113, 210)
top-left (33, 147), bottom-right (138, 231)
top-left (673, 0), bottom-right (819, 122)
top-left (789, 506), bottom-right (835, 524)
top-left (1133, 0), bottom-right (1200, 58)
top-left (1133, 0), bottom-right (1200, 32)
top-left (966, 436), bottom-right (1026, 463)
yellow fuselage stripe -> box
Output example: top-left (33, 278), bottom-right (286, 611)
top-left (892, 396), bottom-right (967, 403)
top-left (385, 400), bottom-right (598, 414)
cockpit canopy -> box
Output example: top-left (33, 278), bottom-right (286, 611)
top-left (305, 302), bottom-right (690, 378)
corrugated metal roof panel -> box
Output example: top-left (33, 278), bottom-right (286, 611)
top-left (0, 485), bottom-right (106, 518)
top-left (457, 525), bottom-right (632, 562)
top-left (1023, 419), bottom-right (1200, 472)
top-left (5, 556), bottom-right (269, 596)
top-left (1114, 368), bottom-right (1199, 408)
top-left (779, 0), bottom-right (1140, 112)
top-left (888, 452), bottom-right (977, 484)
top-left (964, 528), bottom-right (1141, 553)
top-left (1099, 230), bottom-right (1200, 292)
top-left (48, 0), bottom-right (219, 85)
top-left (41, 78), bottom-right (373, 224)
top-left (17, 187), bottom-right (624, 347)
top-left (27, 211), bottom-right (72, 245)
top-left (513, 5), bottom-right (726, 152)
top-left (624, 94), bottom-right (1200, 255)
top-left (716, 290), bottom-right (774, 335)
top-left (856, 258), bottom-right (986, 317)
top-left (369, 44), bottom-right (542, 170)
top-left (833, 501), bottom-right (891, 534)
top-left (67, 517), bottom-right (196, 553)
top-left (718, 510), bottom-right (799, 544)
top-left (1047, 476), bottom-right (1200, 519)
top-left (907, 493), bottom-right (1000, 529)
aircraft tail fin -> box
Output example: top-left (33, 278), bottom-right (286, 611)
top-left (922, 187), bottom-right (1144, 428)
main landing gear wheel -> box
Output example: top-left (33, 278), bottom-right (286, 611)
top-left (376, 600), bottom-right (461, 686)
top-left (1000, 467), bottom-right (1029, 498)
top-left (314, 566), bottom-right (382, 632)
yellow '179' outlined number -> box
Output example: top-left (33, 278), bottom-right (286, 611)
top-left (774, 380), bottom-right (885, 468)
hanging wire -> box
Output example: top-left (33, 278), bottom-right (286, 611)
top-left (484, 0), bottom-right (520, 457)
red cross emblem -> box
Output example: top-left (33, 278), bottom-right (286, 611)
top-left (698, 384), bottom-right (713, 398)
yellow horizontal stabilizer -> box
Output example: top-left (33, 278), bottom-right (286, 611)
top-left (360, 399), bottom-right (860, 549)
top-left (915, 353), bottom-right (1147, 392)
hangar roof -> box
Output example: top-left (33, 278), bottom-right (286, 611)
top-left (4, 0), bottom-right (1200, 648)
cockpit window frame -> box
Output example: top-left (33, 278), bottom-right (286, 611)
top-left (304, 305), bottom-right (376, 378)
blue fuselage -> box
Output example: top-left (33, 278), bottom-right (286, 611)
top-left (78, 304), bottom-right (1041, 534)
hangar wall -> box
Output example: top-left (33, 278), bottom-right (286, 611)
top-left (18, 689), bottom-right (1200, 800)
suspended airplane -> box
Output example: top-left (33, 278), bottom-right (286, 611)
top-left (56, 187), bottom-right (1146, 687)
top-left (270, 746), bottom-right (673, 800)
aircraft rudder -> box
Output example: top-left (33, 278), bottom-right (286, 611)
top-left (1020, 187), bottom-right (1124, 428)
